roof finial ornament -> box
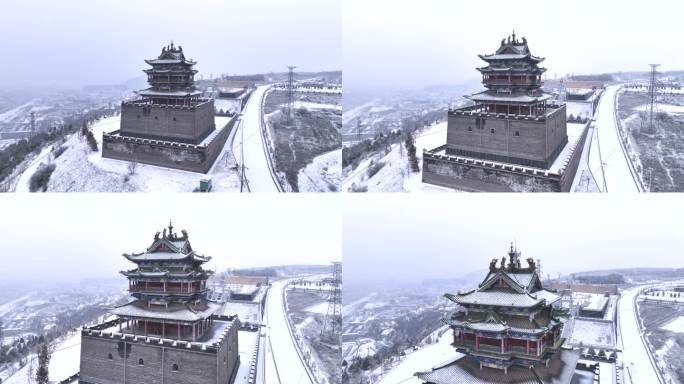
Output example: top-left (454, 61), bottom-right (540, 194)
top-left (168, 220), bottom-right (174, 238)
top-left (512, 30), bottom-right (516, 43)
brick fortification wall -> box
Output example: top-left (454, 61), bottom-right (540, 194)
top-left (102, 117), bottom-right (236, 174)
top-left (422, 155), bottom-right (562, 192)
top-left (79, 323), bottom-right (239, 384)
top-left (120, 101), bottom-right (215, 145)
top-left (446, 106), bottom-right (567, 169)
top-left (422, 118), bottom-right (588, 192)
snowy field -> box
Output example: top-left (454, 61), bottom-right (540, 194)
top-left (297, 149), bottom-right (341, 192)
top-left (12, 114), bottom-right (245, 192)
top-left (661, 316), bottom-right (684, 334)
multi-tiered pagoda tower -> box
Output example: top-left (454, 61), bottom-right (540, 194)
top-left (111, 221), bottom-right (219, 341)
top-left (103, 43), bottom-right (236, 173)
top-left (423, 33), bottom-right (582, 192)
top-left (416, 245), bottom-right (582, 384)
top-left (447, 32), bottom-right (567, 169)
top-left (79, 223), bottom-right (240, 384)
top-left (121, 43), bottom-right (215, 144)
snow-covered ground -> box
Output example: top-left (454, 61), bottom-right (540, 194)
top-left (2, 331), bottom-right (81, 384)
top-left (588, 85), bottom-right (641, 192)
top-left (297, 149), bottom-right (341, 192)
top-left (12, 114), bottom-right (245, 192)
top-left (661, 316), bottom-right (684, 334)
top-left (342, 122), bottom-right (453, 192)
top-left (232, 86), bottom-right (281, 192)
top-left (293, 101), bottom-right (342, 111)
top-left (632, 103), bottom-right (684, 115)
top-left (234, 330), bottom-right (260, 384)
top-left (619, 286), bottom-right (661, 384)
top-left (378, 329), bottom-right (459, 384)
top-left (263, 279), bottom-right (314, 384)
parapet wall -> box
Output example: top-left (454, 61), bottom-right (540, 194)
top-left (102, 117), bottom-right (236, 173)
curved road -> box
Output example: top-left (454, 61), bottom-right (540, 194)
top-left (264, 279), bottom-right (314, 384)
top-left (590, 85), bottom-right (640, 192)
top-left (618, 286), bottom-right (661, 384)
top-left (232, 85), bottom-right (281, 192)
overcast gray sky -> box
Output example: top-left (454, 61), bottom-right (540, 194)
top-left (344, 0), bottom-right (683, 92)
top-left (0, 194), bottom-right (340, 283)
top-left (344, 194), bottom-right (684, 284)
top-left (0, 0), bottom-right (341, 88)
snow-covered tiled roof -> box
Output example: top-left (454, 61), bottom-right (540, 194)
top-left (110, 300), bottom-right (221, 322)
top-left (415, 349), bottom-right (580, 384)
top-left (446, 290), bottom-right (542, 308)
top-left (468, 91), bottom-right (552, 103)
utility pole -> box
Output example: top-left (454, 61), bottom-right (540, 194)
top-left (287, 66), bottom-right (296, 123)
top-left (648, 64), bottom-right (660, 133)
top-left (323, 262), bottom-right (342, 338)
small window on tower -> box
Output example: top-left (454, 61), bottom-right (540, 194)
top-left (108, 353), bottom-right (113, 360)
top-left (138, 358), bottom-right (144, 366)
top-left (515, 131), bottom-right (520, 136)
top-left (173, 117), bottom-right (177, 121)
top-left (468, 126), bottom-right (472, 132)
top-left (154, 116), bottom-right (158, 120)
top-left (172, 363), bottom-right (179, 371)
top-left (490, 129), bottom-right (495, 134)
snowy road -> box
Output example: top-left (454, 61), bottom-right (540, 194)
top-left (264, 279), bottom-right (314, 384)
top-left (14, 144), bottom-right (55, 192)
top-left (618, 286), bottom-right (661, 384)
top-left (232, 85), bottom-right (282, 192)
top-left (589, 85), bottom-right (640, 192)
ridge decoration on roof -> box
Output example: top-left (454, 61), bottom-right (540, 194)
top-left (478, 31), bottom-right (545, 63)
top-left (145, 41), bottom-right (197, 66)
top-left (122, 221), bottom-right (212, 263)
top-left (444, 244), bottom-right (560, 308)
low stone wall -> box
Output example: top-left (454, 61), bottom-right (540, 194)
top-left (422, 147), bottom-right (562, 192)
top-left (558, 122), bottom-right (589, 192)
top-left (102, 117), bottom-right (236, 174)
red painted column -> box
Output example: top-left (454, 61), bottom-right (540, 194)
top-left (526, 339), bottom-right (530, 354)
top-left (177, 323), bottom-right (180, 339)
top-left (475, 335), bottom-right (480, 351)
top-left (501, 338), bottom-right (504, 353)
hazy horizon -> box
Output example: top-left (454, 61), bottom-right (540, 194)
top-left (344, 0), bottom-right (684, 92)
top-left (0, 195), bottom-right (341, 283)
top-left (344, 194), bottom-right (684, 284)
top-left (0, 0), bottom-right (341, 89)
